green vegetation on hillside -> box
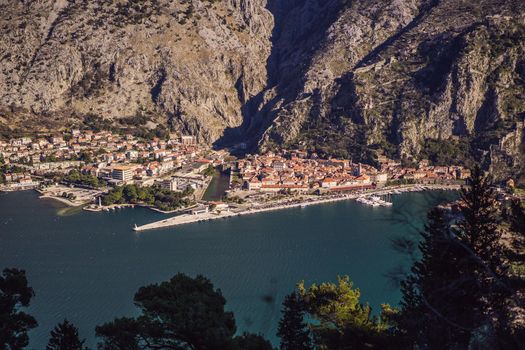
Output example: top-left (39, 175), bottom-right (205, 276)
top-left (290, 122), bottom-right (379, 166)
top-left (0, 163), bottom-right (26, 184)
top-left (202, 164), bottom-right (215, 177)
top-left (419, 137), bottom-right (471, 166)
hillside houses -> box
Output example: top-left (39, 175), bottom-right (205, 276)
top-left (0, 131), bottom-right (221, 188)
top-left (237, 153), bottom-right (376, 193)
top-left (1, 130), bottom-right (469, 194)
top-left (235, 151), bottom-right (469, 194)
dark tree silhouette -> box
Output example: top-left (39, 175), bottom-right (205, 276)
top-left (46, 319), bottom-right (88, 350)
top-left (398, 167), bottom-right (517, 349)
top-left (96, 273), bottom-right (272, 350)
top-left (399, 208), bottom-right (473, 346)
top-left (509, 199), bottom-right (525, 245)
top-left (277, 292), bottom-right (312, 350)
top-left (0, 268), bottom-right (38, 349)
top-left (457, 167), bottom-right (503, 271)
top-left (230, 333), bottom-right (275, 350)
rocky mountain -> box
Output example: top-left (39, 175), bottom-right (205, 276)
top-left (0, 0), bottom-right (273, 141)
top-left (1, 0), bottom-right (524, 178)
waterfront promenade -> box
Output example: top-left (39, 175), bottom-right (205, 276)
top-left (133, 184), bottom-right (461, 232)
top-left (134, 195), bottom-right (352, 232)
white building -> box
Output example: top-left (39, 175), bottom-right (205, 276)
top-left (112, 165), bottom-right (137, 182)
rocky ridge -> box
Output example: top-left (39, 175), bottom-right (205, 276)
top-left (0, 0), bottom-right (524, 178)
top-left (0, 0), bottom-right (272, 141)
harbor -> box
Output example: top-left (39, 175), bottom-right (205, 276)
top-left (133, 184), bottom-right (461, 232)
top-left (0, 189), bottom-right (460, 348)
top-left (356, 194), bottom-right (393, 207)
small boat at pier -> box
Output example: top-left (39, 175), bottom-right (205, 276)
top-left (357, 195), bottom-right (392, 207)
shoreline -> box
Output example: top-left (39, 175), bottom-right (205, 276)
top-left (37, 192), bottom-right (92, 208)
top-left (133, 184), bottom-right (462, 232)
top-left (39, 194), bottom-right (81, 207)
top-left (83, 203), bottom-right (198, 214)
top-left (35, 186), bottom-right (105, 207)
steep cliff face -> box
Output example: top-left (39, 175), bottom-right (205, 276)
top-left (0, 0), bottom-right (272, 141)
top-left (253, 0), bottom-right (525, 178)
top-left (253, 0), bottom-right (423, 148)
top-left (1, 0), bottom-right (524, 176)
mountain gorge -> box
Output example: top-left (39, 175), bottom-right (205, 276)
top-left (1, 0), bottom-right (524, 178)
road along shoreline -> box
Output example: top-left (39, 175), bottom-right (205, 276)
top-left (133, 184), bottom-right (461, 232)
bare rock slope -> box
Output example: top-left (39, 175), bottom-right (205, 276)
top-left (1, 0), bottom-right (524, 176)
top-left (0, 0), bottom-right (273, 141)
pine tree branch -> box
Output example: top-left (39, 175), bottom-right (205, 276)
top-left (421, 295), bottom-right (473, 331)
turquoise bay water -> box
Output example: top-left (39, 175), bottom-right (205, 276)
top-left (0, 190), bottom-right (458, 349)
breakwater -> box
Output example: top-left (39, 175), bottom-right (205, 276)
top-left (134, 184), bottom-right (461, 231)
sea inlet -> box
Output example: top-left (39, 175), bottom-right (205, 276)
top-left (0, 189), bottom-right (458, 348)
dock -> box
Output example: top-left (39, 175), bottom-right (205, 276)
top-left (132, 184), bottom-right (462, 232)
top-left (133, 195), bottom-right (355, 232)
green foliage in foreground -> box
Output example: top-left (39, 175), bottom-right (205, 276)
top-left (277, 292), bottom-right (311, 350)
top-left (292, 276), bottom-right (399, 349)
top-left (96, 273), bottom-right (274, 350)
top-left (397, 167), bottom-right (525, 349)
top-left (275, 167), bottom-right (525, 349)
top-left (101, 184), bottom-right (194, 211)
top-left (0, 268), bottom-right (38, 349)
top-left (46, 319), bottom-right (88, 350)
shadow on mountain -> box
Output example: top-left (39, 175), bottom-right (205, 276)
top-left (214, 0), bottom-right (345, 153)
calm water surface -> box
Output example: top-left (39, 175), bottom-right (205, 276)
top-left (202, 170), bottom-right (230, 201)
top-left (0, 190), bottom-right (458, 348)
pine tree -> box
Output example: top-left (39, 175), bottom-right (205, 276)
top-left (46, 319), bottom-right (87, 350)
top-left (456, 167), bottom-right (511, 337)
top-left (96, 273), bottom-right (238, 350)
top-left (399, 208), bottom-right (472, 347)
top-left (277, 292), bottom-right (312, 350)
top-left (296, 276), bottom-right (397, 349)
top-left (399, 167), bottom-right (511, 348)
top-left (457, 166), bottom-right (503, 270)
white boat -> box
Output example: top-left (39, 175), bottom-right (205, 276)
top-left (356, 194), bottom-right (393, 207)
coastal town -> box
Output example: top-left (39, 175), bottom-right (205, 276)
top-left (0, 129), bottom-right (517, 230)
top-left (0, 130), bottom-right (223, 210)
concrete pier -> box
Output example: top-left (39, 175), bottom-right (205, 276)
top-left (133, 184), bottom-right (461, 232)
